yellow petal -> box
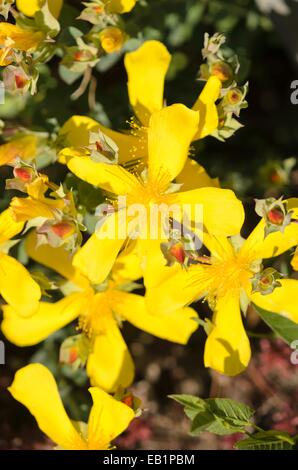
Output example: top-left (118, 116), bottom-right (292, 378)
top-left (203, 233), bottom-right (234, 259)
top-left (145, 263), bottom-right (208, 315)
top-left (26, 175), bottom-right (49, 199)
top-left (136, 238), bottom-right (181, 289)
top-left (288, 198), bottom-right (298, 217)
top-left (16, 0), bottom-right (63, 18)
top-left (115, 292), bottom-right (198, 344)
top-left (25, 231), bottom-right (88, 287)
top-left (0, 209), bottom-right (24, 244)
top-left (60, 115), bottom-right (99, 147)
top-left (0, 253), bottom-right (40, 317)
top-left (112, 241), bottom-right (142, 283)
top-left (9, 197), bottom-right (57, 222)
top-left (240, 219), bottom-right (298, 261)
top-left (192, 76), bottom-right (221, 139)
top-left (0, 23), bottom-right (44, 51)
top-left (176, 158), bottom-right (220, 191)
top-left (124, 40), bottom-right (171, 125)
top-left (2, 293), bottom-right (85, 346)
top-left (0, 48), bottom-right (14, 66)
top-left (105, 0), bottom-right (137, 14)
top-left (8, 364), bottom-right (85, 449)
top-left (87, 317), bottom-right (134, 392)
top-left (0, 135), bottom-right (37, 166)
top-left (60, 115), bottom-right (146, 164)
top-left (68, 154), bottom-right (140, 195)
top-left (58, 146), bottom-right (88, 164)
top-left (175, 187), bottom-right (245, 237)
top-left (204, 291), bottom-right (251, 375)
top-left (87, 387), bottom-right (135, 449)
top-left (73, 215), bottom-right (125, 285)
top-left (251, 279), bottom-right (298, 323)
top-left (148, 104), bottom-right (200, 186)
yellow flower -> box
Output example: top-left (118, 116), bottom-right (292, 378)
top-left (145, 200), bottom-right (298, 376)
top-left (16, 0), bottom-right (63, 18)
top-left (124, 40), bottom-right (221, 134)
top-left (0, 135), bottom-right (37, 167)
top-left (62, 104), bottom-right (243, 288)
top-left (0, 209), bottom-right (41, 316)
top-left (2, 231), bottom-right (198, 391)
top-left (59, 40), bottom-right (222, 190)
top-left (8, 363), bottom-right (135, 450)
top-left (9, 175), bottom-right (65, 222)
top-left (0, 22), bottom-right (44, 65)
top-left (99, 27), bottom-right (126, 53)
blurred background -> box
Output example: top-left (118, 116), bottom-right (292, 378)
top-left (0, 0), bottom-right (298, 450)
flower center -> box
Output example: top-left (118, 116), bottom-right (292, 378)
top-left (130, 179), bottom-right (171, 206)
top-left (78, 283), bottom-right (120, 337)
top-left (204, 254), bottom-right (253, 307)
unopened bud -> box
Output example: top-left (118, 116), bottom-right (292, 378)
top-left (114, 388), bottom-right (141, 415)
top-left (255, 197), bottom-right (293, 237)
top-left (169, 243), bottom-right (186, 265)
top-left (267, 207), bottom-right (284, 226)
top-left (60, 334), bottom-right (90, 369)
top-left (122, 394), bottom-right (134, 408)
top-left (161, 240), bottom-right (187, 267)
top-left (73, 50), bottom-right (94, 62)
top-left (13, 166), bottom-right (34, 182)
top-left (3, 65), bottom-right (31, 95)
top-left (99, 27), bottom-right (126, 54)
top-left (225, 88), bottom-right (243, 105)
top-left (210, 61), bottom-right (233, 82)
top-left (51, 221), bottom-right (76, 239)
top-left (270, 170), bottom-right (283, 184)
top-left (251, 268), bottom-right (282, 296)
top-left (93, 5), bottom-right (104, 14)
top-left (15, 73), bottom-right (28, 89)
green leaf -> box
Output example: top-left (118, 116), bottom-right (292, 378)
top-left (207, 398), bottom-right (254, 428)
top-left (170, 395), bottom-right (254, 436)
top-left (235, 431), bottom-right (295, 450)
top-left (253, 303), bottom-right (298, 345)
top-left (69, 26), bottom-right (84, 39)
top-left (169, 394), bottom-right (206, 420)
top-left (35, 2), bottom-right (60, 37)
top-left (58, 65), bottom-right (83, 85)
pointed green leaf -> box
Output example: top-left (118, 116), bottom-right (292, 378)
top-left (169, 395), bottom-right (254, 436)
top-left (235, 431), bottom-right (295, 450)
top-left (253, 303), bottom-right (298, 345)
top-left (58, 65), bottom-right (83, 85)
top-left (169, 394), bottom-right (206, 420)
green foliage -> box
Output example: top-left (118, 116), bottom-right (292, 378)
top-left (170, 395), bottom-right (254, 436)
top-left (253, 304), bottom-right (298, 345)
top-left (35, 3), bottom-right (61, 37)
top-left (235, 431), bottom-right (295, 450)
